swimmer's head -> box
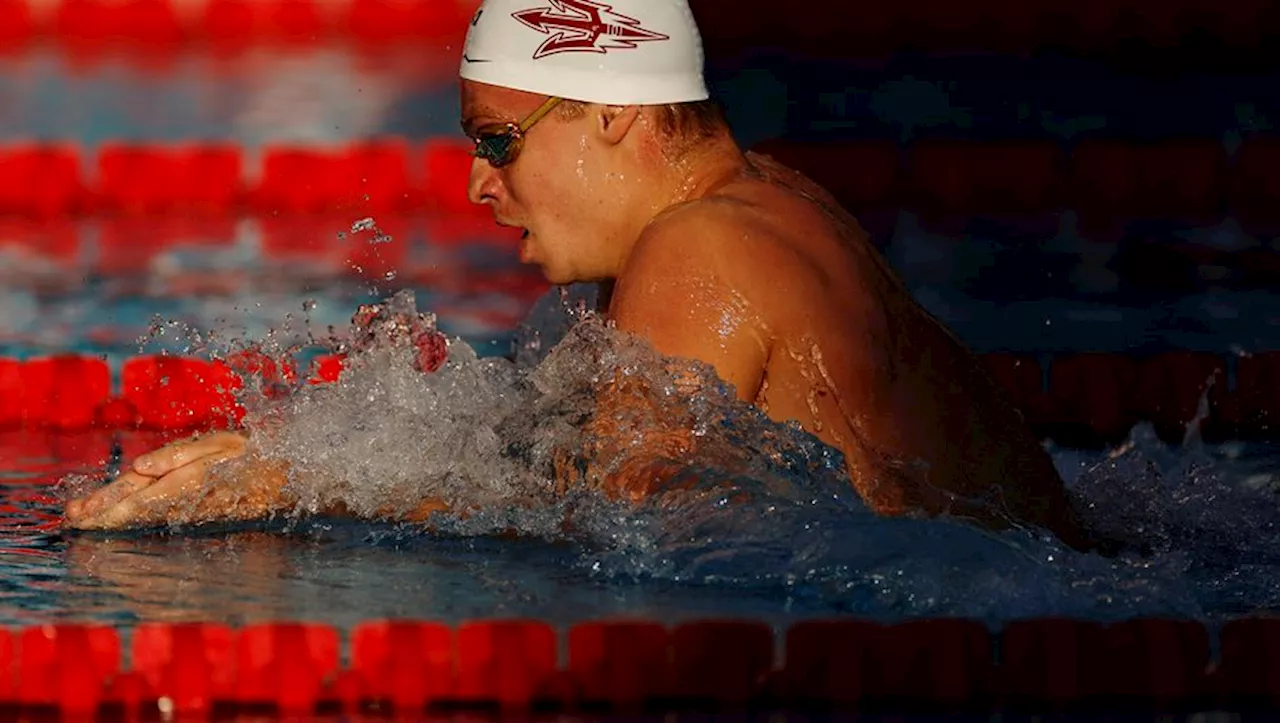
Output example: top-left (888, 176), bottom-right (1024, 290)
top-left (458, 0), bottom-right (731, 284)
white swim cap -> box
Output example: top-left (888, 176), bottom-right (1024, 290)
top-left (459, 0), bottom-right (709, 106)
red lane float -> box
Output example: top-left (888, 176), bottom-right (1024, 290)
top-left (1000, 618), bottom-right (1212, 712)
top-left (1229, 137), bottom-right (1280, 233)
top-left (1217, 617), bottom-right (1280, 710)
top-left (782, 619), bottom-right (882, 708)
top-left (344, 0), bottom-right (472, 43)
top-left (132, 623), bottom-right (236, 715)
top-left (120, 356), bottom-right (243, 431)
top-left (907, 139), bottom-right (1066, 219)
top-left (0, 617), bottom-right (1273, 713)
top-left (254, 140), bottom-right (417, 215)
top-left (200, 0), bottom-right (331, 44)
top-left (422, 139), bottom-right (484, 217)
top-left (568, 621), bottom-right (671, 707)
top-left (751, 139), bottom-right (903, 214)
top-left (0, 356), bottom-right (110, 431)
top-left (671, 620), bottom-right (773, 705)
top-left (351, 620), bottom-right (453, 710)
top-left (1069, 139), bottom-right (1230, 235)
top-left (53, 0), bottom-right (184, 46)
top-left (236, 623), bottom-right (340, 713)
top-left (0, 143), bottom-right (89, 218)
top-left (455, 620), bottom-right (559, 707)
top-left (18, 625), bottom-right (120, 714)
top-left (1045, 353), bottom-right (1139, 447)
top-left (97, 143), bottom-right (243, 215)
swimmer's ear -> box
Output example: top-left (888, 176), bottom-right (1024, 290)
top-left (596, 105), bottom-right (641, 146)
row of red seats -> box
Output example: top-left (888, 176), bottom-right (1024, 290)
top-left (0, 0), bottom-right (1273, 55)
top-left (3, 617), bottom-right (1279, 715)
top-left (5, 138), bottom-right (1279, 230)
top-left (0, 352), bottom-right (1276, 445)
top-left (0, 0), bottom-right (480, 46)
top-left (693, 0), bottom-right (1279, 57)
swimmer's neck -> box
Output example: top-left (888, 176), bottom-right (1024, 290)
top-left (596, 133), bottom-right (748, 286)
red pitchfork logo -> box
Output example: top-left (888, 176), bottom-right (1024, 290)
top-left (512, 0), bottom-right (670, 59)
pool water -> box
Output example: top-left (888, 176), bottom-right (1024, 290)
top-left (2, 43), bottom-right (1280, 634)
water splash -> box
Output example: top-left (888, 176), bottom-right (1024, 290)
top-left (71, 286), bottom-right (1280, 624)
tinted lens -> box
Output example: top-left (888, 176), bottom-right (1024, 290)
top-left (475, 131), bottom-right (519, 167)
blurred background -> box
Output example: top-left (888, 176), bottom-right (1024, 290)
top-left (1, 0), bottom-right (1278, 446)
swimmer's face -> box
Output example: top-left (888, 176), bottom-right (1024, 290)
top-left (461, 80), bottom-right (632, 284)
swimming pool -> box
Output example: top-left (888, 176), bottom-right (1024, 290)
top-left (2, 19), bottom-right (1280, 717)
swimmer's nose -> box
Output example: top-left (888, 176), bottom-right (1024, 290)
top-left (468, 155), bottom-right (502, 208)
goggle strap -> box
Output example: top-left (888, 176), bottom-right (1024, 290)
top-left (518, 96), bottom-right (564, 133)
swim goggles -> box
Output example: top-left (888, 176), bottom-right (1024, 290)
top-left (471, 96), bottom-right (564, 169)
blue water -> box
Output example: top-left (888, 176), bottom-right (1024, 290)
top-left (1, 43), bottom-right (1279, 632)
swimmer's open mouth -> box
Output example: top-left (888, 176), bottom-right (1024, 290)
top-left (521, 229), bottom-right (530, 240)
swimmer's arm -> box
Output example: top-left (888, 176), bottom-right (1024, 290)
top-left (568, 215), bottom-right (771, 501)
top-left (64, 431), bottom-right (452, 530)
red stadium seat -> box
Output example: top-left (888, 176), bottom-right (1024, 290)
top-left (0, 143), bottom-right (89, 217)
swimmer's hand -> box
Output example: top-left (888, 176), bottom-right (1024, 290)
top-left (63, 432), bottom-right (291, 531)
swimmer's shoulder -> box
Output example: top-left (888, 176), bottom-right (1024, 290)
top-left (629, 193), bottom-right (800, 289)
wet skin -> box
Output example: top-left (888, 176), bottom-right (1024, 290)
top-left (65, 79), bottom-right (1093, 551)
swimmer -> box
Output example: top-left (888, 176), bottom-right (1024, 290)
top-left (64, 0), bottom-right (1098, 552)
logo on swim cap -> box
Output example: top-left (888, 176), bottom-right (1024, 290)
top-left (511, 0), bottom-right (669, 60)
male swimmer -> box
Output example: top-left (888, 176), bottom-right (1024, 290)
top-left (64, 0), bottom-right (1097, 551)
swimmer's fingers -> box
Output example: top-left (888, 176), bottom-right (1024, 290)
top-left (68, 457), bottom-right (222, 531)
top-left (133, 431), bottom-right (248, 477)
top-left (63, 471), bottom-right (157, 525)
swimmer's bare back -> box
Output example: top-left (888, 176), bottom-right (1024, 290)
top-left (607, 150), bottom-right (1093, 550)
